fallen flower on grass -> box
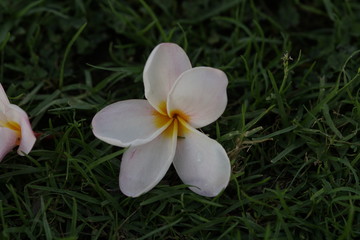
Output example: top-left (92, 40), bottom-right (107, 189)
top-left (92, 43), bottom-right (231, 197)
top-left (0, 84), bottom-right (36, 161)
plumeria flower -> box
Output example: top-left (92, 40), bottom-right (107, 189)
top-left (92, 43), bottom-right (231, 197)
top-left (0, 84), bottom-right (36, 162)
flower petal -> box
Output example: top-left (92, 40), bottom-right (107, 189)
top-left (0, 84), bottom-right (10, 105)
top-left (119, 120), bottom-right (178, 197)
top-left (0, 84), bottom-right (35, 157)
top-left (173, 119), bottom-right (231, 197)
top-left (17, 114), bottom-right (36, 155)
top-left (0, 84), bottom-right (10, 121)
top-left (92, 99), bottom-right (172, 147)
top-left (144, 43), bottom-right (192, 114)
top-left (5, 105), bottom-right (36, 155)
top-left (0, 127), bottom-right (18, 162)
top-left (167, 67), bottom-right (228, 128)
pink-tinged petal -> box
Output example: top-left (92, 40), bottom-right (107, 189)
top-left (119, 120), bottom-right (178, 197)
top-left (144, 43), bottom-right (192, 114)
top-left (17, 115), bottom-right (36, 155)
top-left (92, 100), bottom-right (172, 148)
top-left (173, 119), bottom-right (231, 197)
top-left (5, 105), bottom-right (36, 155)
top-left (167, 67), bottom-right (228, 128)
top-left (0, 127), bottom-right (18, 162)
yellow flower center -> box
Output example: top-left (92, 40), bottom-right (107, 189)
top-left (153, 102), bottom-right (189, 138)
top-left (0, 120), bottom-right (21, 144)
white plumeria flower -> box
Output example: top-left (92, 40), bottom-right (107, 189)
top-left (0, 84), bottom-right (36, 162)
top-left (92, 43), bottom-right (231, 197)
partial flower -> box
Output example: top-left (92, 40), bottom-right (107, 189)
top-left (92, 43), bottom-right (231, 197)
top-left (0, 84), bottom-right (36, 161)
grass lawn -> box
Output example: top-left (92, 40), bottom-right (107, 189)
top-left (1, 0), bottom-right (359, 239)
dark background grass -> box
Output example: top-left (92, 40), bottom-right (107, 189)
top-left (1, 0), bottom-right (359, 239)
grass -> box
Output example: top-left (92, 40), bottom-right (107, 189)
top-left (1, 0), bottom-right (360, 239)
